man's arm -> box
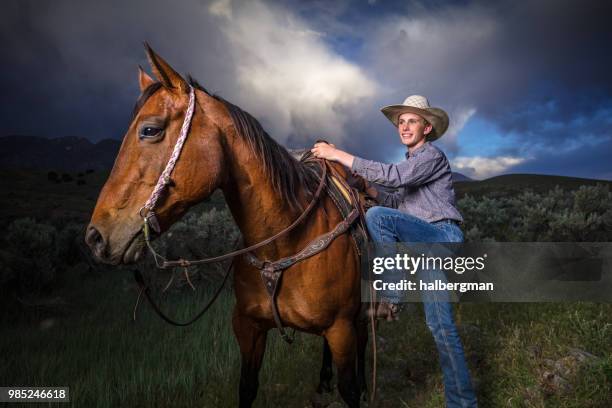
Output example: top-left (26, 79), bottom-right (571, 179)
top-left (351, 155), bottom-right (445, 188)
top-left (312, 142), bottom-right (447, 188)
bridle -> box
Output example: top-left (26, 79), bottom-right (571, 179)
top-left (134, 85), bottom-right (351, 331)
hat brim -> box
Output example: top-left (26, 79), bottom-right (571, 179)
top-left (380, 105), bottom-right (449, 141)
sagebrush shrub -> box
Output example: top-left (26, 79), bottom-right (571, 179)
top-left (458, 184), bottom-right (612, 242)
top-left (3, 218), bottom-right (58, 292)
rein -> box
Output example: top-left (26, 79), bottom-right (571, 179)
top-left (134, 85), bottom-right (334, 328)
top-left (141, 159), bottom-right (328, 269)
top-left (132, 257), bottom-right (233, 326)
top-left (135, 156), bottom-right (330, 328)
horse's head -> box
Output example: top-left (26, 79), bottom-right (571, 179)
top-left (86, 45), bottom-right (227, 264)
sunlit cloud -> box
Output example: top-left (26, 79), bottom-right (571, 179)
top-left (451, 155), bottom-right (527, 179)
top-left (208, 0), bottom-right (378, 145)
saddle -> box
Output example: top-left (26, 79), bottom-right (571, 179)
top-left (296, 149), bottom-right (374, 256)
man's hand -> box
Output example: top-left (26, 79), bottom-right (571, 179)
top-left (311, 142), bottom-right (337, 160)
top-left (311, 142), bottom-right (355, 168)
top-left (363, 180), bottom-right (379, 199)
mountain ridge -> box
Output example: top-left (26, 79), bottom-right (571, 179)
top-left (0, 135), bottom-right (120, 171)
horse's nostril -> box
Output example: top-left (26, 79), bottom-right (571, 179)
top-left (85, 224), bottom-right (106, 255)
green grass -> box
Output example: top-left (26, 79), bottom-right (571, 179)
top-left (1, 266), bottom-right (326, 407)
top-left (2, 265), bottom-right (611, 407)
top-left (370, 302), bottom-right (611, 408)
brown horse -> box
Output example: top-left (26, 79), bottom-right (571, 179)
top-left (85, 45), bottom-right (368, 407)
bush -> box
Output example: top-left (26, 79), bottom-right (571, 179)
top-left (0, 219), bottom-right (88, 296)
top-left (2, 218), bottom-right (58, 293)
top-left (458, 184), bottom-right (612, 242)
top-left (2, 184), bottom-right (609, 296)
top-left (55, 222), bottom-right (85, 267)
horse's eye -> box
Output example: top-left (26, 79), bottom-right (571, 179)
top-left (139, 126), bottom-right (162, 139)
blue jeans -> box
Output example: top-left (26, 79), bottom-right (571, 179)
top-left (366, 206), bottom-right (478, 408)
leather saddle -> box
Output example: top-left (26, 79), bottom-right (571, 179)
top-left (289, 147), bottom-right (377, 256)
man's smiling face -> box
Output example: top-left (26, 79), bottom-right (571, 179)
top-left (397, 112), bottom-right (433, 149)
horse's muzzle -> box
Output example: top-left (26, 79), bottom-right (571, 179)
top-left (85, 224), bottom-right (111, 264)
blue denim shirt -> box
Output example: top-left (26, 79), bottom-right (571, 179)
top-left (351, 142), bottom-right (463, 223)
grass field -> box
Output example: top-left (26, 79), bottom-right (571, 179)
top-left (2, 263), bottom-right (610, 407)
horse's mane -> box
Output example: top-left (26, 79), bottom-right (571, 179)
top-left (188, 78), bottom-right (320, 211)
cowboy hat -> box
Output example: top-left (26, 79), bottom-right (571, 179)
top-left (381, 95), bottom-right (449, 141)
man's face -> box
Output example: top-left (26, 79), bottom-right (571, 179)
top-left (397, 112), bottom-right (432, 148)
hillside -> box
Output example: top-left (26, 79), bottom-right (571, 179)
top-left (454, 173), bottom-right (612, 199)
top-left (452, 172), bottom-right (473, 182)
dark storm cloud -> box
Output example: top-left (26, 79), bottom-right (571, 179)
top-left (1, 0), bottom-right (611, 179)
top-left (361, 0), bottom-right (612, 149)
top-left (0, 0), bottom-right (242, 141)
top-left (471, 1), bottom-right (612, 138)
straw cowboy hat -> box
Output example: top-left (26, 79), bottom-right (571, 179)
top-left (381, 95), bottom-right (449, 141)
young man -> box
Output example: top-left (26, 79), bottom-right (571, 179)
top-left (311, 95), bottom-right (478, 407)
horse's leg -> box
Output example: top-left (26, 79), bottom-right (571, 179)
top-left (356, 315), bottom-right (369, 401)
top-left (317, 338), bottom-right (334, 394)
top-left (325, 320), bottom-right (360, 408)
top-left (232, 312), bottom-right (268, 408)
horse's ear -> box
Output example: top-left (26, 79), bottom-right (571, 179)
top-left (138, 65), bottom-right (155, 92)
top-left (143, 42), bottom-right (189, 93)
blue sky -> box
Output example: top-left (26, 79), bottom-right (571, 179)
top-left (1, 0), bottom-right (611, 180)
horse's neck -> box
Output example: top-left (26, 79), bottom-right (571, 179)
top-left (221, 141), bottom-right (307, 256)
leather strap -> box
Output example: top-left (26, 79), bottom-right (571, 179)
top-left (245, 208), bottom-right (360, 342)
top-left (246, 209), bottom-right (359, 272)
top-left (132, 257), bottom-right (234, 326)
